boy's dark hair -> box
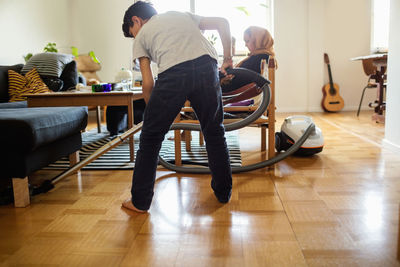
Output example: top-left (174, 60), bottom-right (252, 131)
top-left (122, 1), bottom-right (157, 38)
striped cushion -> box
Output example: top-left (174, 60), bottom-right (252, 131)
top-left (8, 68), bottom-right (51, 102)
top-left (21, 53), bottom-right (74, 78)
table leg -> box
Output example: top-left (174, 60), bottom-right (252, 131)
top-left (96, 106), bottom-right (102, 133)
top-left (372, 67), bottom-right (385, 123)
top-left (127, 100), bottom-right (135, 162)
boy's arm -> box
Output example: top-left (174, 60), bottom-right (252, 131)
top-left (138, 57), bottom-right (154, 104)
top-left (198, 17), bottom-right (232, 74)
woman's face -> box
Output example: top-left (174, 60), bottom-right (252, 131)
top-left (243, 32), bottom-right (255, 52)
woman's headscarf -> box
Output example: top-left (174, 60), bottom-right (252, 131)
top-left (237, 26), bottom-right (276, 68)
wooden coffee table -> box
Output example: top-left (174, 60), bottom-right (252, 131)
top-left (25, 91), bottom-right (143, 161)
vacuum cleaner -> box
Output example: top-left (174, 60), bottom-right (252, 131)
top-left (158, 68), bottom-right (322, 174)
top-left (275, 115), bottom-right (324, 156)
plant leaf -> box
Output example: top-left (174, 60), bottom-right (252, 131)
top-left (71, 46), bottom-right (79, 57)
top-left (23, 53), bottom-right (33, 62)
top-left (89, 51), bottom-right (100, 64)
top-left (43, 42), bottom-right (58, 53)
top-left (235, 6), bottom-right (250, 16)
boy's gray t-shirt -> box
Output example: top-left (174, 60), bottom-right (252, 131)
top-left (132, 11), bottom-right (218, 74)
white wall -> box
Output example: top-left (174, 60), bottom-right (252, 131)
top-left (307, 0), bottom-right (325, 112)
top-left (0, 0), bottom-right (132, 82)
top-left (0, 0), bottom-right (72, 64)
top-left (383, 0), bottom-right (400, 154)
top-left (69, 0), bottom-right (134, 82)
top-left (274, 0), bottom-right (373, 112)
top-left (274, 0), bottom-right (309, 112)
top-left (323, 0), bottom-right (372, 112)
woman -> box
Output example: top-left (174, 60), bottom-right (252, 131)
top-left (221, 26), bottom-right (275, 96)
top-left (177, 27), bottom-right (276, 140)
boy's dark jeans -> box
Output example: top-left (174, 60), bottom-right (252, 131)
top-left (131, 55), bottom-right (233, 210)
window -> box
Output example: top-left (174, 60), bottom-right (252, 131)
top-left (371, 0), bottom-right (390, 53)
top-left (150, 0), bottom-right (273, 55)
top-left (149, 0), bottom-right (190, 13)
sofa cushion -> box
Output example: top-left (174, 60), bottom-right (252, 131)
top-left (0, 106), bottom-right (88, 153)
top-left (2, 132), bottom-right (83, 179)
top-left (0, 64), bottom-right (24, 103)
top-left (22, 53), bottom-right (74, 78)
top-left (60, 60), bottom-right (78, 91)
top-left (0, 101), bottom-right (27, 109)
top-left (8, 68), bottom-right (51, 102)
top-left (42, 77), bottom-right (64, 92)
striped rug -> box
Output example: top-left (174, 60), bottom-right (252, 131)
top-left (45, 128), bottom-right (242, 170)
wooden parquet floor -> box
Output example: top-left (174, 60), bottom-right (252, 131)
top-left (1, 111), bottom-right (400, 266)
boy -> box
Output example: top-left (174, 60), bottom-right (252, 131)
top-left (121, 1), bottom-right (233, 212)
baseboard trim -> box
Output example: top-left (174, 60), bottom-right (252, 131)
top-left (383, 138), bottom-right (400, 156)
top-left (276, 106), bottom-right (373, 113)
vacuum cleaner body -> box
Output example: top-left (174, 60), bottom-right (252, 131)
top-left (275, 116), bottom-right (324, 156)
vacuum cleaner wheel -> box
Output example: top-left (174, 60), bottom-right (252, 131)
top-left (275, 132), bottom-right (284, 152)
top-left (275, 131), bottom-right (293, 152)
top-left (275, 131), bottom-right (322, 156)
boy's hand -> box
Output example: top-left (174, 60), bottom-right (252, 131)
top-left (220, 58), bottom-right (233, 75)
top-left (220, 74), bottom-right (234, 86)
top-left (139, 57), bottom-right (154, 104)
top-left (199, 17), bottom-right (232, 75)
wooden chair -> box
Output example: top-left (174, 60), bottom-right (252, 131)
top-left (356, 58), bottom-right (386, 116)
top-left (173, 58), bottom-right (276, 166)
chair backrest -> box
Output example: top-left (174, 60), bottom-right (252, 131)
top-left (362, 58), bottom-right (377, 76)
top-left (267, 57), bottom-right (276, 117)
top-left (221, 56), bottom-right (273, 106)
top-left (222, 82), bottom-right (261, 105)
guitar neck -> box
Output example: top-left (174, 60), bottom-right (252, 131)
top-left (327, 64), bottom-right (334, 88)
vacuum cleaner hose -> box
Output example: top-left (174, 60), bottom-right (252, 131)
top-left (31, 68), bottom-right (314, 196)
top-left (158, 123), bottom-right (315, 174)
top-left (158, 67), bottom-right (316, 173)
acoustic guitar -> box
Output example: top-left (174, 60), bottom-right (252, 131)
top-left (322, 53), bottom-right (344, 112)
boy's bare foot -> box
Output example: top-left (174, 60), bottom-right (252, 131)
top-left (121, 199), bottom-right (147, 213)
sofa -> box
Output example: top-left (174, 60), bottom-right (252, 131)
top-left (0, 63), bottom-right (88, 207)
